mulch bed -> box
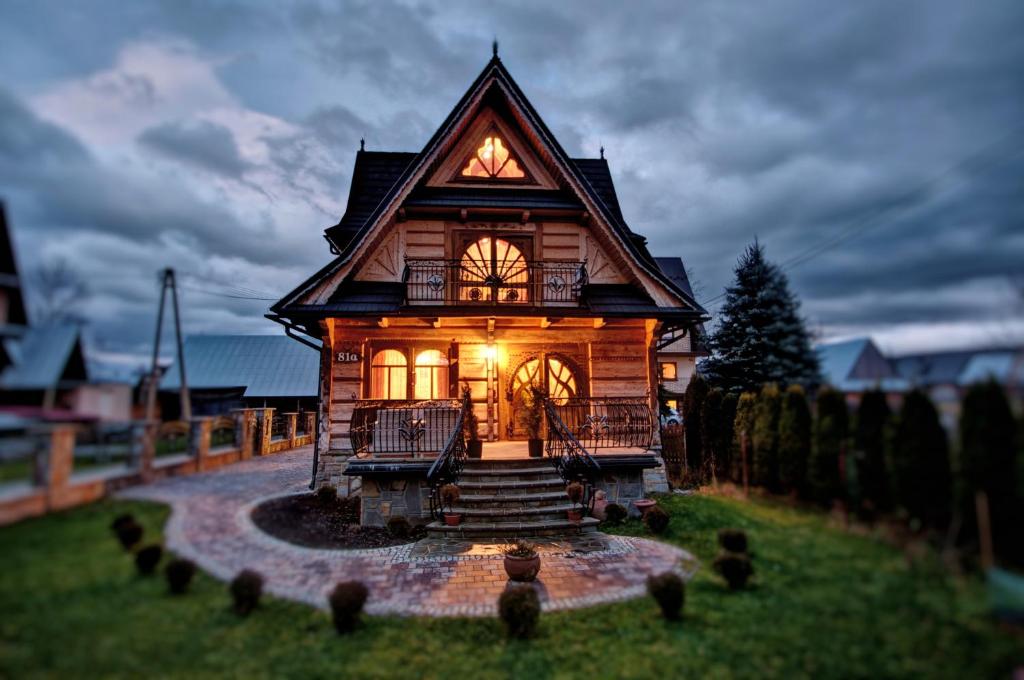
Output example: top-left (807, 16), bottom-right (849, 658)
top-left (251, 494), bottom-right (422, 549)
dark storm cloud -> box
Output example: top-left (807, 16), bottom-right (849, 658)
top-left (138, 119), bottom-right (252, 177)
top-left (0, 0), bottom-right (1022, 354)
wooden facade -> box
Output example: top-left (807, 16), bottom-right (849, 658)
top-left (270, 53), bottom-right (708, 483)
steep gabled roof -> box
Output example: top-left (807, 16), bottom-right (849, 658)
top-left (0, 323), bottom-right (87, 389)
top-left (273, 56), bottom-right (707, 319)
top-left (0, 201), bottom-right (29, 329)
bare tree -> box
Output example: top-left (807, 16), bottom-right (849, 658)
top-left (30, 257), bottom-right (89, 324)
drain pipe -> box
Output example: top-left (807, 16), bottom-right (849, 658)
top-left (266, 313), bottom-right (324, 489)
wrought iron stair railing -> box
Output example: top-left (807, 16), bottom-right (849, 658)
top-left (543, 398), bottom-right (602, 513)
top-left (426, 392), bottom-right (472, 520)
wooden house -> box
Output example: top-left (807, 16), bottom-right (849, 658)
top-left (271, 52), bottom-right (708, 528)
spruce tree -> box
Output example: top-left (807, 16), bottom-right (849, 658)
top-left (777, 385), bottom-right (811, 496)
top-left (719, 392), bottom-right (739, 482)
top-left (703, 242), bottom-right (820, 393)
top-left (854, 389), bottom-right (891, 515)
top-left (732, 392), bottom-right (758, 485)
top-left (701, 388), bottom-right (724, 482)
top-left (959, 380), bottom-right (1019, 564)
top-left (752, 384), bottom-right (782, 491)
top-left (809, 387), bottom-right (848, 507)
top-left (889, 389), bottom-right (952, 530)
top-left (683, 374), bottom-right (709, 476)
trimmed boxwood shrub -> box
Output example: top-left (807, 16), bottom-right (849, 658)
top-left (316, 485), bottom-right (337, 505)
top-left (603, 503), bottom-right (627, 524)
top-left (165, 558), bottom-right (196, 595)
top-left (230, 569), bottom-right (264, 616)
top-left (134, 544), bottom-right (162, 576)
top-left (717, 529), bottom-right (748, 554)
top-left (713, 552), bottom-right (754, 590)
top-left (498, 585), bottom-right (540, 639)
top-left (646, 571), bottom-right (685, 621)
top-left (643, 505), bottom-right (670, 534)
top-left (386, 516), bottom-right (411, 539)
top-left (116, 521), bottom-right (144, 551)
top-left (329, 581), bottom-right (368, 634)
top-left (110, 513), bottom-right (135, 532)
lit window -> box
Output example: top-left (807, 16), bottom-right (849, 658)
top-left (460, 237), bottom-right (530, 303)
top-left (414, 349), bottom-right (449, 400)
top-left (370, 349), bottom-right (407, 400)
top-left (460, 133), bottom-right (525, 179)
top-left (660, 362), bottom-right (677, 381)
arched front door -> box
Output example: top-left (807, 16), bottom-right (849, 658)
top-left (506, 354), bottom-right (581, 439)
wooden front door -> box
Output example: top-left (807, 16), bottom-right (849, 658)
top-left (505, 354), bottom-right (580, 439)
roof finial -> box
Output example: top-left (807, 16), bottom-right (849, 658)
top-left (600, 144), bottom-right (605, 159)
top-left (359, 137), bottom-right (365, 152)
top-left (492, 38), bottom-right (499, 58)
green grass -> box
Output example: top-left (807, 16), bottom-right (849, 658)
top-left (0, 458), bottom-right (32, 483)
top-left (1, 495), bottom-right (1021, 679)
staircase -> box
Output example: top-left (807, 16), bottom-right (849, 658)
top-left (425, 458), bottom-right (599, 539)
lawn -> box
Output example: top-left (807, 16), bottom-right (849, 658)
top-left (0, 494), bottom-right (1021, 679)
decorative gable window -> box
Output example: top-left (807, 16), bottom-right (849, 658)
top-left (460, 132), bottom-right (525, 179)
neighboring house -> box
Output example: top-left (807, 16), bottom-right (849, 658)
top-left (269, 53), bottom-right (709, 491)
top-left (816, 337), bottom-right (909, 405)
top-left (160, 335), bottom-right (318, 418)
top-left (0, 202), bottom-right (29, 368)
top-left (653, 256), bottom-right (707, 410)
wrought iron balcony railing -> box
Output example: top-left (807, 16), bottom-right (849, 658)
top-left (403, 259), bottom-right (587, 306)
top-left (350, 399), bottom-right (463, 458)
top-left (547, 397), bottom-right (655, 451)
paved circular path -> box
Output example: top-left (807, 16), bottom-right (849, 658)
top-left (119, 448), bottom-right (696, 617)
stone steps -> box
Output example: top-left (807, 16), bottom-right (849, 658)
top-left (458, 490), bottom-right (568, 508)
top-left (457, 478), bottom-right (565, 492)
top-left (462, 458), bottom-right (547, 470)
top-left (425, 517), bottom-right (600, 538)
top-left (450, 503), bottom-right (579, 522)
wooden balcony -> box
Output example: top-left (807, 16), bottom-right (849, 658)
top-left (403, 259), bottom-right (587, 306)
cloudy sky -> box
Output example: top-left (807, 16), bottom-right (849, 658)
top-left (1, 0), bottom-right (1023, 373)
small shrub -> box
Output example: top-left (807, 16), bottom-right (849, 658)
top-left (603, 503), bottom-right (627, 524)
top-left (501, 539), bottom-right (538, 559)
top-left (565, 481), bottom-right (585, 507)
top-left (646, 571), bottom-right (685, 621)
top-left (329, 581), bottom-right (368, 634)
top-left (718, 529), bottom-right (748, 554)
top-left (165, 558), bottom-right (197, 595)
top-left (386, 516), bottom-right (411, 539)
top-left (230, 570), bottom-right (264, 616)
top-left (110, 513), bottom-right (135, 532)
top-left (643, 505), bottom-right (670, 534)
top-left (439, 483), bottom-right (461, 512)
top-left (316, 485), bottom-right (337, 505)
top-left (713, 552), bottom-right (754, 590)
top-left (134, 544), bottom-right (163, 576)
top-left (498, 585), bottom-right (541, 639)
top-left (116, 521), bottom-right (144, 551)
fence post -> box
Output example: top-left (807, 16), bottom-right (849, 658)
top-left (38, 424), bottom-right (76, 510)
top-left (233, 409), bottom-right (256, 460)
top-left (129, 420), bottom-right (157, 481)
top-left (284, 412), bottom-right (298, 448)
top-left (257, 408), bottom-right (274, 456)
top-left (305, 412), bottom-right (315, 440)
top-left (190, 417), bottom-right (212, 471)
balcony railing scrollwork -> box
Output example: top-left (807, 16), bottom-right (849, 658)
top-left (403, 258), bottom-right (587, 305)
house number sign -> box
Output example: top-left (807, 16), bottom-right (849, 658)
top-left (336, 351), bottom-right (362, 363)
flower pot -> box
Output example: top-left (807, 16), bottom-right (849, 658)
top-left (503, 554), bottom-right (541, 582)
top-left (527, 438), bottom-right (544, 458)
top-left (443, 513), bottom-right (462, 526)
top-left (632, 499), bottom-right (657, 517)
top-left (467, 440), bottom-right (483, 459)
top-left (566, 508), bottom-right (583, 523)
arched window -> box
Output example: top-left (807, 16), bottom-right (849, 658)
top-left (370, 349), bottom-right (407, 400)
top-left (460, 237), bottom-right (530, 303)
top-left (460, 133), bottom-right (525, 179)
top-left (414, 349), bottom-right (449, 400)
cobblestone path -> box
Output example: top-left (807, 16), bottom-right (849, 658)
top-left (119, 448), bottom-right (696, 617)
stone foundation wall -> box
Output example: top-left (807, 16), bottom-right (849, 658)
top-left (595, 470), bottom-right (645, 507)
top-left (315, 450), bottom-right (361, 497)
top-left (360, 476), bottom-right (432, 527)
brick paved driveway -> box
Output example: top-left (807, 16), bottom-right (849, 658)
top-left (119, 447), bottom-right (696, 617)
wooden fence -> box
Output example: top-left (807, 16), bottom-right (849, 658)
top-left (0, 409), bottom-right (315, 525)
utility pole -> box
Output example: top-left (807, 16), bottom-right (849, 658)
top-left (145, 268), bottom-right (190, 422)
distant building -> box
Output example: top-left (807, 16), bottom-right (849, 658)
top-left (159, 335), bottom-right (318, 418)
top-left (654, 256), bottom-right (707, 410)
top-left (0, 202), bottom-right (28, 360)
top-left (816, 337), bottom-right (909, 405)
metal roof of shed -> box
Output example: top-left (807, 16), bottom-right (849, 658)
top-left (0, 324), bottom-right (85, 389)
top-left (160, 335), bottom-right (318, 398)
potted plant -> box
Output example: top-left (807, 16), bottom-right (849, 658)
top-left (462, 381), bottom-right (482, 459)
top-left (501, 540), bottom-right (541, 582)
top-left (519, 381), bottom-right (545, 458)
top-left (565, 481), bottom-right (585, 522)
top-left (440, 483), bottom-right (461, 526)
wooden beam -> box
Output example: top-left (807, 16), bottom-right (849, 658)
top-left (376, 317), bottom-right (389, 329)
top-left (594, 318), bottom-right (606, 329)
top-left (487, 317), bottom-right (495, 334)
top-left (540, 317), bottom-right (562, 329)
top-left (430, 318), bottom-right (441, 329)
